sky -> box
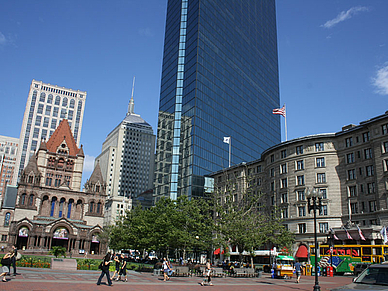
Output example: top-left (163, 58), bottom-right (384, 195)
top-left (0, 0), bottom-right (387, 185)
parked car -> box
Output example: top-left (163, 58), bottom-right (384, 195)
top-left (353, 263), bottom-right (371, 276)
top-left (331, 264), bottom-right (388, 290)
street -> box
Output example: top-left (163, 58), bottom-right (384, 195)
top-left (0, 267), bottom-right (354, 291)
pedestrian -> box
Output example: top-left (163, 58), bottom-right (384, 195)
top-left (294, 260), bottom-right (302, 283)
top-left (111, 253), bottom-right (121, 281)
top-left (0, 249), bottom-right (13, 282)
top-left (201, 259), bottom-right (213, 286)
top-left (167, 260), bottom-right (174, 277)
top-left (11, 245), bottom-right (18, 276)
top-left (116, 253), bottom-right (128, 282)
top-left (162, 257), bottom-right (171, 281)
top-left (97, 252), bottom-right (113, 286)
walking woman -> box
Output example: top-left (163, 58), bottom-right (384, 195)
top-left (0, 250), bottom-right (13, 282)
top-left (97, 252), bottom-right (113, 286)
top-left (201, 259), bottom-right (213, 286)
top-left (162, 257), bottom-right (172, 281)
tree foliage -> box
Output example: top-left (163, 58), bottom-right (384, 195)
top-left (109, 196), bottom-right (214, 258)
top-left (212, 169), bottom-right (294, 260)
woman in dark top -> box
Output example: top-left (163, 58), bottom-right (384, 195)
top-left (97, 252), bottom-right (113, 286)
top-left (0, 250), bottom-right (13, 282)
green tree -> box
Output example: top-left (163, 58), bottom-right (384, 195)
top-left (108, 196), bottom-right (214, 259)
top-left (212, 168), bottom-right (294, 267)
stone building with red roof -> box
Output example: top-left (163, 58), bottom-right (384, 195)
top-left (0, 119), bottom-right (107, 255)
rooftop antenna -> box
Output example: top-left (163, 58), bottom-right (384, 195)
top-left (127, 76), bottom-right (135, 115)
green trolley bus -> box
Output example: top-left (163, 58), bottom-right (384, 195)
top-left (310, 244), bottom-right (388, 275)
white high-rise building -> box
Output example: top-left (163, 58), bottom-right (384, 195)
top-left (96, 87), bottom-right (155, 226)
top-left (0, 135), bottom-right (19, 195)
top-left (14, 80), bottom-right (86, 184)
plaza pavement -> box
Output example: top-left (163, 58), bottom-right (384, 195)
top-left (0, 267), bottom-right (353, 291)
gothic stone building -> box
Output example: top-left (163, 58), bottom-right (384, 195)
top-left (0, 119), bottom-right (107, 255)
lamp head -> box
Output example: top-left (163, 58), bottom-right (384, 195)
top-left (306, 187), bottom-right (323, 199)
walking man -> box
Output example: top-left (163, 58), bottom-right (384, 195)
top-left (294, 260), bottom-right (302, 283)
top-left (11, 245), bottom-right (18, 276)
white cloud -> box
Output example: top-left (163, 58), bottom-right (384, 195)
top-left (83, 154), bottom-right (96, 172)
top-left (372, 64), bottom-right (388, 95)
top-left (138, 28), bottom-right (153, 37)
top-left (321, 6), bottom-right (369, 29)
top-left (0, 32), bottom-right (6, 45)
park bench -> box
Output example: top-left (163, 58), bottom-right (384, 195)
top-left (212, 267), bottom-right (226, 277)
top-left (232, 268), bottom-right (256, 277)
top-left (174, 266), bottom-right (191, 276)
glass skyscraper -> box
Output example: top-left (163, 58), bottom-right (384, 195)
top-left (154, 0), bottom-right (281, 201)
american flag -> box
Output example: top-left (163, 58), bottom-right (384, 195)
top-left (344, 228), bottom-right (353, 240)
top-left (272, 105), bottom-right (286, 117)
top-left (330, 228), bottom-right (339, 240)
top-left (357, 226), bottom-right (366, 241)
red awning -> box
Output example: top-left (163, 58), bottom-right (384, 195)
top-left (213, 248), bottom-right (225, 255)
top-left (295, 245), bottom-right (308, 258)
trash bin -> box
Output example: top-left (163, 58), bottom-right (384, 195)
top-left (305, 264), bottom-right (312, 276)
top-left (327, 266), bottom-right (333, 277)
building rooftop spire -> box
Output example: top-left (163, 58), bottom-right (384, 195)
top-left (127, 76), bottom-right (135, 115)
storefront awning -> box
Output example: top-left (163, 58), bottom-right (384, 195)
top-left (213, 248), bottom-right (225, 255)
top-left (295, 244), bottom-right (308, 258)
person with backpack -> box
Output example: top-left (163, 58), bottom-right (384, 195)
top-left (97, 252), bottom-right (113, 286)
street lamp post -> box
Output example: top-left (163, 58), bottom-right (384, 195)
top-left (307, 188), bottom-right (323, 291)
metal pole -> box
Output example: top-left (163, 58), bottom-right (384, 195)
top-left (313, 197), bottom-right (321, 291)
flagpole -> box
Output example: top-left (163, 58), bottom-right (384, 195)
top-left (284, 104), bottom-right (288, 141)
top-left (229, 137), bottom-right (231, 168)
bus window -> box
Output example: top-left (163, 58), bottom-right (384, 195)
top-left (321, 247), bottom-right (328, 255)
top-left (362, 256), bottom-right (371, 262)
top-left (362, 247), bottom-right (372, 255)
top-left (352, 247), bottom-right (361, 257)
top-left (384, 247), bottom-right (388, 254)
top-left (373, 247), bottom-right (382, 255)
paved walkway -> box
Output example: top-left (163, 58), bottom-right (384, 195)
top-left (1, 267), bottom-right (353, 291)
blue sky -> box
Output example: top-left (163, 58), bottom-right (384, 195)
top-left (0, 0), bottom-right (387, 184)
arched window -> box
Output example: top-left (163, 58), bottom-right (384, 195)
top-left (28, 175), bottom-right (34, 183)
top-left (29, 194), bottom-right (34, 206)
top-left (47, 94), bottom-right (53, 104)
top-left (62, 97), bottom-right (68, 107)
top-left (50, 197), bottom-right (57, 217)
top-left (57, 158), bottom-right (65, 168)
top-left (39, 92), bottom-right (46, 102)
top-left (20, 193), bottom-right (27, 205)
top-left (4, 212), bottom-right (11, 227)
top-left (90, 201), bottom-right (95, 213)
top-left (67, 199), bottom-right (74, 218)
top-left (97, 202), bottom-right (102, 214)
top-left (58, 198), bottom-right (65, 217)
top-left (55, 96), bottom-right (61, 105)
top-left (69, 99), bottom-right (75, 109)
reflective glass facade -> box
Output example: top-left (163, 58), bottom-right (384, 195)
top-left (154, 0), bottom-right (281, 201)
